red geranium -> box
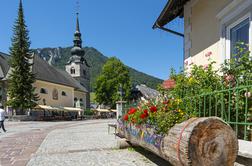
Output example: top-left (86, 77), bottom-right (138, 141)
top-left (123, 114), bottom-right (128, 121)
top-left (163, 100), bottom-right (170, 105)
top-left (140, 111), bottom-right (148, 119)
top-left (128, 107), bottom-right (137, 115)
top-left (150, 106), bottom-right (157, 113)
top-left (140, 113), bottom-right (146, 119)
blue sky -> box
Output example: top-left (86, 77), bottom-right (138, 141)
top-left (0, 0), bottom-right (184, 80)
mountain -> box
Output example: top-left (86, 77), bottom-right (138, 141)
top-left (32, 47), bottom-right (163, 91)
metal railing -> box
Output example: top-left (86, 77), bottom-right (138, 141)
top-left (182, 83), bottom-right (252, 141)
top-left (123, 83), bottom-right (252, 141)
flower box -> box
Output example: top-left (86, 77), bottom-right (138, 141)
top-left (118, 117), bottom-right (238, 166)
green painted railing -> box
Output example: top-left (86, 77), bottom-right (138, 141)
top-left (182, 83), bottom-right (252, 141)
top-left (123, 83), bottom-right (252, 141)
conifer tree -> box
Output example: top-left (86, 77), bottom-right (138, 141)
top-left (7, 0), bottom-right (39, 114)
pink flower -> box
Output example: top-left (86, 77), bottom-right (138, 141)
top-left (203, 64), bottom-right (209, 70)
top-left (184, 61), bottom-right (188, 66)
top-left (205, 51), bottom-right (212, 57)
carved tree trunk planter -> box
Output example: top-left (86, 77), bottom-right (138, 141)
top-left (118, 117), bottom-right (238, 166)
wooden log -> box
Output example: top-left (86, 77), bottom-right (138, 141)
top-left (118, 117), bottom-right (238, 166)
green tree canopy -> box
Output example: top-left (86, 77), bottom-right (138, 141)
top-left (7, 0), bottom-right (39, 114)
top-left (95, 57), bottom-right (131, 108)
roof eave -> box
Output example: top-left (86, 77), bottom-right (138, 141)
top-left (153, 0), bottom-right (189, 29)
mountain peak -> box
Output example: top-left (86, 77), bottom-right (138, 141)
top-left (32, 46), bottom-right (163, 91)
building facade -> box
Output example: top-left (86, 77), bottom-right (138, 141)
top-left (154, 0), bottom-right (252, 72)
top-left (0, 53), bottom-right (9, 106)
top-left (0, 13), bottom-right (90, 112)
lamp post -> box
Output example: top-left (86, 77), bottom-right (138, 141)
top-left (116, 84), bottom-right (126, 119)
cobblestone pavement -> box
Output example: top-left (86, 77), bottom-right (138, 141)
top-left (0, 121), bottom-right (82, 166)
top-left (27, 120), bottom-right (168, 166)
top-left (0, 120), bottom-right (244, 166)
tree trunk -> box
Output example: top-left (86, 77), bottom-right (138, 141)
top-left (118, 117), bottom-right (238, 166)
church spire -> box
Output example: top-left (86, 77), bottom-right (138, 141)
top-left (19, 0), bottom-right (23, 8)
top-left (69, 11), bottom-right (86, 65)
top-left (73, 12), bottom-right (82, 48)
top-left (76, 12), bottom-right (80, 32)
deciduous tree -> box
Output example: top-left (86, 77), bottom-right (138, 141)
top-left (95, 57), bottom-right (131, 108)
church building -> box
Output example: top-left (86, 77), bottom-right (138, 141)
top-left (0, 12), bottom-right (90, 114)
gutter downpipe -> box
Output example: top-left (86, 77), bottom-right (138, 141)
top-left (155, 24), bottom-right (184, 38)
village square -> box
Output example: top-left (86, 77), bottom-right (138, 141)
top-left (1, 0), bottom-right (252, 166)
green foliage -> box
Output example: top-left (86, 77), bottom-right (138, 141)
top-left (90, 92), bottom-right (96, 103)
top-left (123, 99), bottom-right (188, 134)
top-left (32, 47), bottom-right (163, 91)
top-left (170, 61), bottom-right (221, 98)
top-left (7, 1), bottom-right (39, 113)
top-left (122, 44), bottom-right (252, 138)
top-left (84, 109), bottom-right (94, 115)
top-left (221, 43), bottom-right (252, 84)
top-left (221, 43), bottom-right (252, 138)
top-left (95, 57), bottom-right (131, 107)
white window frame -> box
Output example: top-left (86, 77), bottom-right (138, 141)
top-left (225, 13), bottom-right (251, 60)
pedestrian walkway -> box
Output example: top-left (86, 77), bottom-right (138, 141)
top-left (27, 120), bottom-right (167, 166)
top-left (0, 121), bottom-right (79, 166)
top-left (0, 120), bottom-right (168, 166)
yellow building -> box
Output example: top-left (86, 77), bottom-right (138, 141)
top-left (153, 0), bottom-right (251, 71)
top-left (0, 13), bottom-right (90, 115)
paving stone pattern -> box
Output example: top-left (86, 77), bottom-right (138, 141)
top-left (0, 121), bottom-right (81, 166)
top-left (0, 120), bottom-right (168, 166)
top-left (27, 120), bottom-right (165, 166)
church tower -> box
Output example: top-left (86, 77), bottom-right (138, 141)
top-left (65, 12), bottom-right (90, 108)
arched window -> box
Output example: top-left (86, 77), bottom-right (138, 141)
top-left (42, 98), bottom-right (46, 105)
top-left (62, 91), bottom-right (67, 96)
top-left (80, 98), bottom-right (84, 106)
top-left (74, 97), bottom-right (78, 107)
top-left (52, 89), bottom-right (58, 100)
top-left (83, 70), bottom-right (86, 76)
top-left (70, 67), bottom-right (75, 74)
top-left (40, 88), bottom-right (47, 94)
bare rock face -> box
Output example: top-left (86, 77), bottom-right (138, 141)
top-left (33, 47), bottom-right (62, 65)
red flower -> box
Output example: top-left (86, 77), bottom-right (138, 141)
top-left (123, 114), bottom-right (128, 121)
top-left (150, 106), bottom-right (157, 113)
top-left (128, 108), bottom-right (137, 115)
top-left (163, 100), bottom-right (170, 105)
top-left (140, 111), bottom-right (148, 119)
top-left (140, 113), bottom-right (146, 119)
